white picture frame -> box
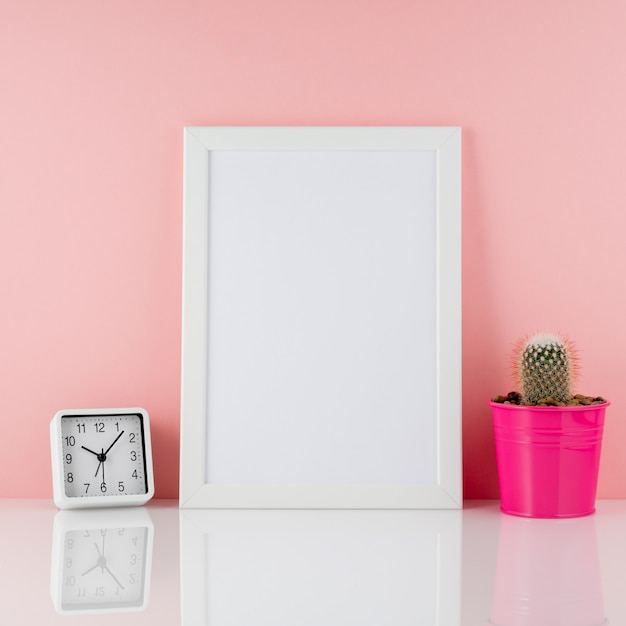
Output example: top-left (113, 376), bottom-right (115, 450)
top-left (180, 126), bottom-right (461, 509)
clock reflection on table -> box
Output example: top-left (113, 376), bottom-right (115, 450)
top-left (50, 507), bottom-right (154, 614)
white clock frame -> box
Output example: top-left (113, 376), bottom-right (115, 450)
top-left (50, 408), bottom-right (155, 509)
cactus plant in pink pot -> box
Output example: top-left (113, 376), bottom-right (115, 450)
top-left (490, 332), bottom-right (609, 518)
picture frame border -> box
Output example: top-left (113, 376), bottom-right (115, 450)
top-left (179, 126), bottom-right (462, 509)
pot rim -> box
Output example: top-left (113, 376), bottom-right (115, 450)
top-left (489, 400), bottom-right (610, 410)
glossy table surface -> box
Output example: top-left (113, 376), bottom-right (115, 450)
top-left (1, 499), bottom-right (624, 625)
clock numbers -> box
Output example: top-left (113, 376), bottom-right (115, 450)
top-left (59, 412), bottom-right (149, 500)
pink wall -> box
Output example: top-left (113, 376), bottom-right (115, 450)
top-left (2, 0), bottom-right (626, 499)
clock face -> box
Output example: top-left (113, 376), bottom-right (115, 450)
top-left (60, 525), bottom-right (150, 612)
top-left (60, 413), bottom-right (149, 499)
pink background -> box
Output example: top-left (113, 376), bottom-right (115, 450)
top-left (2, 0), bottom-right (625, 500)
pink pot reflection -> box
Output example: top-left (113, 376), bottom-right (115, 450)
top-left (489, 513), bottom-right (606, 626)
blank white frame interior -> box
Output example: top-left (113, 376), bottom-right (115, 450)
top-left (180, 126), bottom-right (461, 509)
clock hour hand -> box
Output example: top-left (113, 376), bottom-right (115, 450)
top-left (81, 562), bottom-right (100, 577)
top-left (81, 445), bottom-right (99, 457)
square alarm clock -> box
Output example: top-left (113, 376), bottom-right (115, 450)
top-left (50, 408), bottom-right (155, 509)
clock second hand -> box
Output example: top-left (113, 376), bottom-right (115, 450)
top-left (97, 534), bottom-right (125, 589)
top-left (97, 431), bottom-right (125, 480)
top-left (83, 430), bottom-right (125, 485)
top-left (95, 450), bottom-right (105, 484)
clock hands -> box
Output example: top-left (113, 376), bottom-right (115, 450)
top-left (81, 445), bottom-right (106, 480)
top-left (81, 561), bottom-right (100, 576)
top-left (103, 564), bottom-right (125, 589)
top-left (81, 430), bottom-right (125, 461)
top-left (80, 534), bottom-right (125, 590)
top-left (104, 430), bottom-right (124, 456)
top-left (95, 450), bottom-right (105, 482)
top-left (81, 431), bottom-right (125, 480)
top-left (80, 539), bottom-right (105, 576)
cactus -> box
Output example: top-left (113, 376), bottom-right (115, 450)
top-left (512, 332), bottom-right (579, 405)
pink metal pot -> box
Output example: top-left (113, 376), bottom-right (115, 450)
top-left (489, 401), bottom-right (609, 518)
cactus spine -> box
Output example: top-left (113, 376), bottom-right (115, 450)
top-left (514, 332), bottom-right (578, 405)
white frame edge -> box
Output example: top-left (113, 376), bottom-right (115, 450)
top-left (180, 126), bottom-right (462, 509)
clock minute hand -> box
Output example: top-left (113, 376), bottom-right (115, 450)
top-left (104, 430), bottom-right (125, 455)
top-left (104, 565), bottom-right (125, 590)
